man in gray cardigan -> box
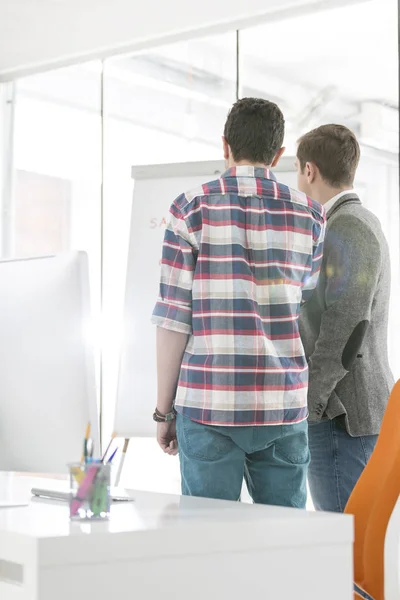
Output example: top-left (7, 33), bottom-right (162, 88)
top-left (296, 124), bottom-right (394, 512)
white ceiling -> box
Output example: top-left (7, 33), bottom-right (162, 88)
top-left (0, 0), bottom-right (376, 80)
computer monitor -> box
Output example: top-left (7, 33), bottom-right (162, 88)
top-left (0, 252), bottom-right (99, 473)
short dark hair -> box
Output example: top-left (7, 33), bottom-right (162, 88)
top-left (223, 98), bottom-right (285, 165)
top-left (297, 124), bottom-right (360, 187)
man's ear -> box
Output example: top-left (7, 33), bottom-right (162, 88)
top-left (306, 161), bottom-right (318, 184)
top-left (222, 136), bottom-right (230, 161)
top-left (271, 147), bottom-right (285, 168)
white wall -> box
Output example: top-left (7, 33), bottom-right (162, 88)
top-left (0, 0), bottom-right (371, 80)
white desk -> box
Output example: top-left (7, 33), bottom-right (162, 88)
top-left (0, 472), bottom-right (354, 600)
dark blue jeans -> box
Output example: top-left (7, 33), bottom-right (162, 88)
top-left (176, 413), bottom-right (309, 508)
top-left (308, 420), bottom-right (378, 512)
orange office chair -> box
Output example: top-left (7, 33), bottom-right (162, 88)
top-left (384, 493), bottom-right (400, 599)
top-left (345, 379), bottom-right (400, 600)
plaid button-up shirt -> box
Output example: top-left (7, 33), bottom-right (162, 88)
top-left (152, 166), bottom-right (326, 426)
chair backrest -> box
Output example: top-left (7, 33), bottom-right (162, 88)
top-left (344, 379), bottom-right (400, 599)
top-left (385, 494), bottom-right (400, 600)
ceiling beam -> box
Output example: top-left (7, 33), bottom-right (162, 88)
top-left (0, 0), bottom-right (374, 81)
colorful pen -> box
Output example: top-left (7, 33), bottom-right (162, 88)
top-left (81, 422), bottom-right (91, 463)
top-left (107, 448), bottom-right (118, 464)
top-left (101, 432), bottom-right (117, 463)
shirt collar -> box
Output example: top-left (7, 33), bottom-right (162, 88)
top-left (222, 165), bottom-right (277, 182)
top-left (323, 189), bottom-right (355, 214)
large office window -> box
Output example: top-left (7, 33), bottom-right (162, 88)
top-left (239, 0), bottom-right (398, 155)
top-left (5, 61), bottom-right (103, 396)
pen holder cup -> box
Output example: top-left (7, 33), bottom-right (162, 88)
top-left (68, 462), bottom-right (111, 521)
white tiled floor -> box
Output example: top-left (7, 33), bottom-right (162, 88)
top-left (117, 438), bottom-right (315, 510)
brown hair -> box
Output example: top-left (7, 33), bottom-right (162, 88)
top-left (297, 124), bottom-right (360, 187)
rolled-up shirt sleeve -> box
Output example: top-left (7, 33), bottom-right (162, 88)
top-left (151, 204), bottom-right (195, 335)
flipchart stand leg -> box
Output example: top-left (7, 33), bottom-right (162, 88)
top-left (115, 438), bottom-right (130, 487)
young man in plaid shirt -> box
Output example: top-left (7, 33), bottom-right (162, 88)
top-left (152, 98), bottom-right (325, 507)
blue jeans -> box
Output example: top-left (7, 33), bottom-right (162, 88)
top-left (308, 420), bottom-right (378, 512)
top-left (176, 413), bottom-right (309, 508)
